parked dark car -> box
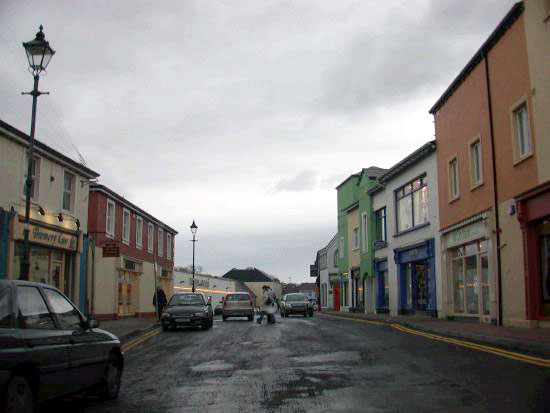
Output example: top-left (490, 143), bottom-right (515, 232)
top-left (222, 292), bottom-right (254, 321)
top-left (281, 293), bottom-right (314, 317)
top-left (161, 293), bottom-right (213, 331)
top-left (0, 279), bottom-right (123, 413)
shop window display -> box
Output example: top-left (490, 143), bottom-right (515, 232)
top-left (450, 240), bottom-right (489, 316)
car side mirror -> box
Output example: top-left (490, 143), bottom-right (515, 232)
top-left (88, 319), bottom-right (100, 329)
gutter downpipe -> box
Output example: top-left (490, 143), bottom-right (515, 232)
top-left (484, 53), bottom-right (503, 326)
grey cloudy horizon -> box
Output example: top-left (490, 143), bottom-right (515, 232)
top-left (0, 0), bottom-right (516, 282)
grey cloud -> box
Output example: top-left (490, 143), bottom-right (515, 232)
top-left (274, 170), bottom-right (318, 192)
top-left (318, 0), bottom-right (516, 113)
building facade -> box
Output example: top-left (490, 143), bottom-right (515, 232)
top-left (173, 269), bottom-right (239, 310)
top-left (336, 173), bottom-right (360, 311)
top-left (370, 142), bottom-right (441, 318)
top-left (430, 1), bottom-right (549, 326)
top-left (318, 234), bottom-right (339, 310)
top-left (0, 120), bottom-right (99, 312)
top-left (87, 184), bottom-right (177, 320)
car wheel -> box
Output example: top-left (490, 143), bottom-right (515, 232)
top-left (248, 315), bottom-right (253, 321)
top-left (222, 316), bottom-right (227, 322)
top-left (98, 354), bottom-right (122, 401)
top-left (3, 376), bottom-right (34, 413)
top-left (162, 324), bottom-right (169, 332)
top-left (309, 312), bottom-right (314, 317)
top-left (303, 312), bottom-right (307, 317)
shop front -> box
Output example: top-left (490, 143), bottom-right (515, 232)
top-left (10, 219), bottom-right (80, 302)
top-left (329, 274), bottom-right (340, 311)
top-left (350, 267), bottom-right (364, 312)
top-left (441, 216), bottom-right (494, 323)
top-left (394, 239), bottom-right (437, 317)
top-left (516, 182), bottom-right (550, 323)
top-left (375, 258), bottom-right (389, 313)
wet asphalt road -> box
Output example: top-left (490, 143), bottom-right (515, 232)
top-left (47, 313), bottom-right (549, 413)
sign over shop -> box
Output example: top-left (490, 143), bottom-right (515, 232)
top-left (30, 225), bottom-right (77, 251)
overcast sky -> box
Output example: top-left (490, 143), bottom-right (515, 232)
top-left (0, 0), bottom-right (516, 283)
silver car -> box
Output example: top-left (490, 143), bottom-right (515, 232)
top-left (222, 293), bottom-right (254, 321)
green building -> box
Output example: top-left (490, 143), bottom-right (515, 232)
top-left (335, 167), bottom-right (385, 312)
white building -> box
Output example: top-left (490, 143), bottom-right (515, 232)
top-left (0, 119), bottom-right (99, 310)
top-left (318, 234), bottom-right (339, 310)
top-left (173, 269), bottom-right (238, 308)
top-left (370, 141), bottom-right (443, 318)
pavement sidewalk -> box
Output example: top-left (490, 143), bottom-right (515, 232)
top-left (97, 317), bottom-right (159, 344)
top-left (319, 310), bottom-right (550, 358)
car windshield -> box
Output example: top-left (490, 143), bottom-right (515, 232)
top-left (168, 294), bottom-right (205, 306)
top-left (286, 294), bottom-right (308, 302)
top-left (226, 294), bottom-right (249, 301)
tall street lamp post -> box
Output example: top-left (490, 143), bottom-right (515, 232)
top-left (190, 220), bottom-right (198, 292)
top-left (20, 25), bottom-right (55, 280)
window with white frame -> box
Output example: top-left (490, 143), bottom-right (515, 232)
top-left (158, 228), bottom-right (164, 257)
top-left (374, 207), bottom-right (387, 243)
top-left (339, 237), bottom-right (344, 258)
top-left (333, 249), bottom-right (339, 267)
top-left (106, 199), bottom-right (115, 238)
top-left (122, 209), bottom-right (130, 244)
top-left (167, 233), bottom-right (172, 259)
top-left (147, 223), bottom-right (154, 252)
top-left (62, 171), bottom-right (75, 212)
top-left (22, 153), bottom-right (40, 201)
top-left (448, 157), bottom-right (459, 201)
top-left (136, 216), bottom-right (143, 249)
top-left (470, 138), bottom-right (483, 187)
top-left (514, 103), bottom-right (532, 160)
top-left (395, 175), bottom-right (429, 233)
top-left (361, 212), bottom-right (368, 252)
top-left (352, 227), bottom-right (359, 250)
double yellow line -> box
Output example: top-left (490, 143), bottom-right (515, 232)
top-left (121, 328), bottom-right (161, 353)
top-left (319, 313), bottom-right (550, 368)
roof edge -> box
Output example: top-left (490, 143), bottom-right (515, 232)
top-left (378, 140), bottom-right (436, 184)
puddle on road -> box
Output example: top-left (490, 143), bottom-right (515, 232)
top-left (291, 351), bottom-right (361, 364)
top-left (191, 360), bottom-right (235, 372)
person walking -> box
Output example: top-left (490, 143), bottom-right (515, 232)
top-left (153, 287), bottom-right (167, 320)
top-left (257, 285), bottom-right (277, 325)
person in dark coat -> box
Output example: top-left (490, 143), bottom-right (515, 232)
top-left (153, 287), bottom-right (168, 319)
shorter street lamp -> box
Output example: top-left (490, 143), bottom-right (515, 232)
top-left (190, 220), bottom-right (198, 293)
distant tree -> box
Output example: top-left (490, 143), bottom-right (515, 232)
top-left (175, 264), bottom-right (205, 274)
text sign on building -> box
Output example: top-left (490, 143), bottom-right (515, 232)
top-left (30, 225), bottom-right (77, 251)
top-left (446, 220), bottom-right (486, 249)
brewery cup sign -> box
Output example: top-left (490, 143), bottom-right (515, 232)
top-left (29, 225), bottom-right (77, 251)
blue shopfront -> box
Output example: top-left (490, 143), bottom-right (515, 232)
top-left (394, 239), bottom-right (437, 317)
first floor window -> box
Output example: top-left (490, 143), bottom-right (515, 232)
top-left (375, 207), bottom-right (387, 243)
top-left (136, 216), bottom-right (143, 249)
top-left (147, 223), bottom-right (154, 252)
top-left (339, 237), bottom-right (344, 258)
top-left (62, 171), bottom-right (75, 212)
top-left (23, 153), bottom-right (40, 201)
top-left (106, 200), bottom-right (115, 238)
top-left (167, 233), bottom-right (172, 259)
top-left (352, 227), bottom-right (359, 250)
top-left (396, 175), bottom-right (429, 232)
top-left (158, 228), bottom-right (164, 257)
top-left (122, 209), bottom-right (130, 244)
top-left (514, 103), bottom-right (531, 159)
top-left (449, 158), bottom-right (459, 201)
top-left (470, 139), bottom-right (483, 186)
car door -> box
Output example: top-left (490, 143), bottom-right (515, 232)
top-left (15, 285), bottom-right (74, 401)
top-left (42, 288), bottom-right (106, 390)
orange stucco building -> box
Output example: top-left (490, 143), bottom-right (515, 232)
top-left (430, 1), bottom-right (549, 327)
